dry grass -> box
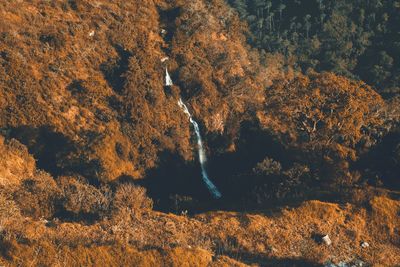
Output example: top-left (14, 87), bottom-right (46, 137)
top-left (1, 190), bottom-right (399, 266)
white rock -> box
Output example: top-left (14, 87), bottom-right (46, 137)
top-left (322, 235), bottom-right (332, 246)
top-left (361, 242), bottom-right (369, 248)
top-left (89, 30), bottom-right (95, 37)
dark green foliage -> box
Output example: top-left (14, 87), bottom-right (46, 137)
top-left (253, 157), bottom-right (282, 176)
top-left (251, 158), bottom-right (312, 203)
top-left (229, 0), bottom-right (400, 97)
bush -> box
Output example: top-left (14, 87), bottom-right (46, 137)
top-left (58, 176), bottom-right (111, 218)
top-left (250, 161), bottom-right (312, 203)
top-left (112, 183), bottom-right (153, 216)
top-left (0, 136), bottom-right (36, 187)
top-left (253, 158), bottom-right (282, 176)
top-left (13, 171), bottom-right (61, 219)
top-left (0, 193), bottom-right (21, 224)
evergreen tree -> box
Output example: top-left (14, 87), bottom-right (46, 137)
top-left (228, 0), bottom-right (400, 97)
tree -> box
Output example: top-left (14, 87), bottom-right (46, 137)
top-left (304, 14), bottom-right (311, 39)
top-left (277, 3), bottom-right (286, 21)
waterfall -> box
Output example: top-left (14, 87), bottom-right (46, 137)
top-left (165, 68), bottom-right (173, 86)
top-left (164, 67), bottom-right (221, 198)
top-left (178, 98), bottom-right (222, 199)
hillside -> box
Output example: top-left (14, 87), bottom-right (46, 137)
top-left (0, 0), bottom-right (399, 266)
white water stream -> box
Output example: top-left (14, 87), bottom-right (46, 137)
top-left (165, 68), bottom-right (222, 199)
top-left (178, 98), bottom-right (222, 199)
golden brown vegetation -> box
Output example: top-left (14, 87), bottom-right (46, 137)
top-left (0, 0), bottom-right (399, 266)
top-left (0, 0), bottom-right (278, 182)
top-left (0, 134), bottom-right (399, 265)
top-left (0, 136), bottom-right (35, 186)
top-left (258, 73), bottom-right (387, 185)
top-left (260, 73), bottom-right (384, 159)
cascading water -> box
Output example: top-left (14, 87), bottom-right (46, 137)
top-left (165, 68), bottom-right (222, 199)
top-left (178, 98), bottom-right (222, 199)
top-left (165, 68), bottom-right (173, 86)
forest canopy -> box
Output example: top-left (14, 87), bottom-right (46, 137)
top-left (228, 0), bottom-right (400, 98)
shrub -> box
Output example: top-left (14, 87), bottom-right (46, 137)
top-left (112, 183), bottom-right (153, 216)
top-left (253, 157), bottom-right (282, 176)
top-left (0, 193), bottom-right (21, 224)
top-left (58, 176), bottom-right (111, 218)
top-left (13, 171), bottom-right (61, 219)
top-left (0, 136), bottom-right (36, 186)
top-left (250, 161), bottom-right (312, 203)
